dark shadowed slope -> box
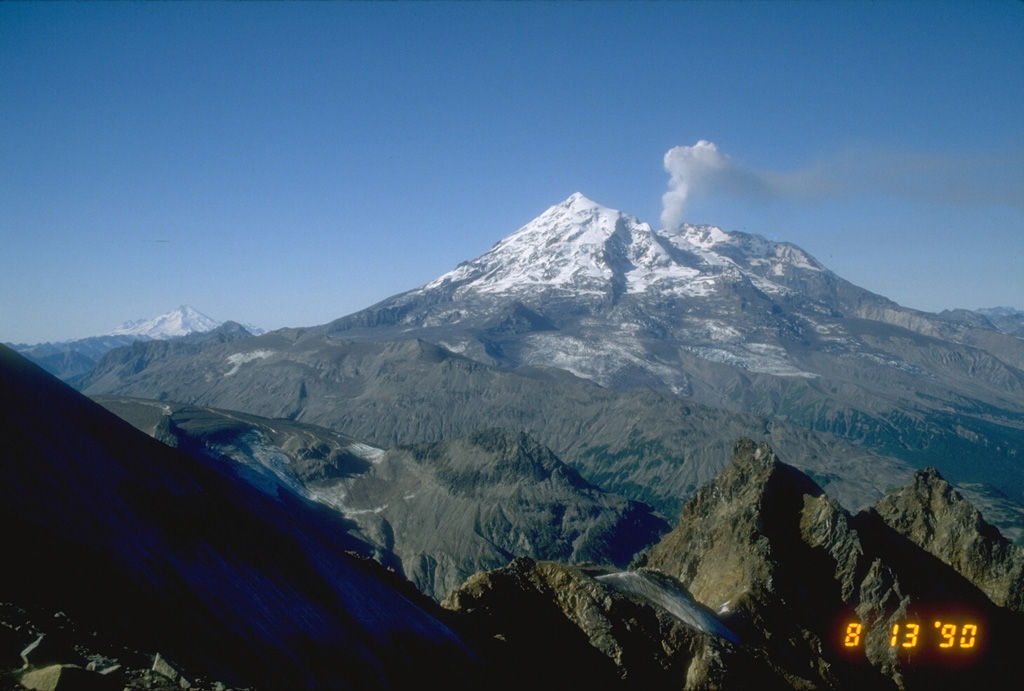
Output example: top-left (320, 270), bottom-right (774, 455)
top-left (0, 344), bottom-right (478, 689)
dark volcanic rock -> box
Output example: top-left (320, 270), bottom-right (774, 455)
top-left (442, 557), bottom-right (790, 690)
top-left (642, 439), bottom-right (1023, 690)
top-left (873, 467), bottom-right (1024, 611)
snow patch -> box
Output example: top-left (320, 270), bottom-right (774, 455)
top-left (210, 431), bottom-right (308, 500)
top-left (598, 571), bottom-right (739, 643)
top-left (684, 344), bottom-right (817, 377)
top-left (348, 443), bottom-right (385, 462)
top-left (224, 350), bottom-right (274, 376)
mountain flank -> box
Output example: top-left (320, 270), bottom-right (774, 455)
top-left (0, 344), bottom-right (479, 689)
top-left (91, 395), bottom-right (669, 602)
top-left (76, 330), bottom-right (934, 532)
top-left (315, 195), bottom-right (1024, 506)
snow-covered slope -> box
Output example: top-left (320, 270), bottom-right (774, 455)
top-left (9, 306), bottom-right (264, 382)
top-left (423, 192), bottom-right (825, 300)
top-left (111, 305), bottom-right (225, 339)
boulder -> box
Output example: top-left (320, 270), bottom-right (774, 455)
top-left (19, 664), bottom-right (114, 691)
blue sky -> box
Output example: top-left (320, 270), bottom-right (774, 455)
top-left (2, 2), bottom-right (1022, 343)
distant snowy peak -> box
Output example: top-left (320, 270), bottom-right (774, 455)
top-left (422, 193), bottom-right (823, 299)
top-left (110, 305), bottom-right (265, 340)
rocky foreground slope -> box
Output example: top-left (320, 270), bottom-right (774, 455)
top-left (0, 345), bottom-right (480, 689)
top-left (445, 440), bottom-right (1024, 690)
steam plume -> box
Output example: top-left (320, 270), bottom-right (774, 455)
top-left (659, 140), bottom-right (1022, 230)
top-left (660, 140), bottom-right (734, 230)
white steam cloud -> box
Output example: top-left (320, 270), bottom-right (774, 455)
top-left (659, 140), bottom-right (1023, 230)
top-left (660, 140), bottom-right (731, 230)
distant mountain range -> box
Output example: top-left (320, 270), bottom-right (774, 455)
top-left (6, 305), bottom-right (263, 382)
top-left (74, 194), bottom-right (1024, 540)
top-left (944, 306), bottom-right (1024, 338)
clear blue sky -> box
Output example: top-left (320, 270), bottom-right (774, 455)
top-left (2, 2), bottom-right (1022, 343)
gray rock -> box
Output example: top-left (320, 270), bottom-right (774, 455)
top-left (151, 653), bottom-right (189, 689)
top-left (19, 664), bottom-right (114, 691)
top-left (874, 467), bottom-right (1024, 611)
top-left (20, 634), bottom-right (82, 669)
top-left (443, 557), bottom-right (791, 690)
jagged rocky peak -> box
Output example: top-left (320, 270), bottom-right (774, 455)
top-left (638, 439), bottom-right (1022, 689)
top-left (874, 467), bottom-right (1024, 611)
top-left (643, 439), bottom-right (822, 592)
top-left (643, 438), bottom-right (842, 635)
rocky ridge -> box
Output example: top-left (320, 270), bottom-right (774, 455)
top-left (444, 440), bottom-right (1023, 690)
top-left (873, 468), bottom-right (1024, 610)
top-left (92, 395), bottom-right (668, 602)
top-left (313, 429), bottom-right (668, 600)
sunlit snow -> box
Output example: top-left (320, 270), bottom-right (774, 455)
top-left (597, 571), bottom-right (740, 643)
top-left (224, 350), bottom-right (274, 376)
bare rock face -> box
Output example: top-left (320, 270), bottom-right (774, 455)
top-left (641, 439), bottom-right (1023, 690)
top-left (335, 429), bottom-right (668, 600)
top-left (873, 467), bottom-right (1024, 611)
top-left (643, 439), bottom-right (877, 689)
top-left (442, 557), bottom-right (790, 690)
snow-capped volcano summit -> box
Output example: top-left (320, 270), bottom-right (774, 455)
top-left (423, 192), bottom-right (826, 301)
top-left (111, 305), bottom-right (222, 339)
top-left (108, 305), bottom-right (265, 340)
top-left (425, 192), bottom-right (674, 296)
top-left (322, 193), bottom-right (859, 387)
